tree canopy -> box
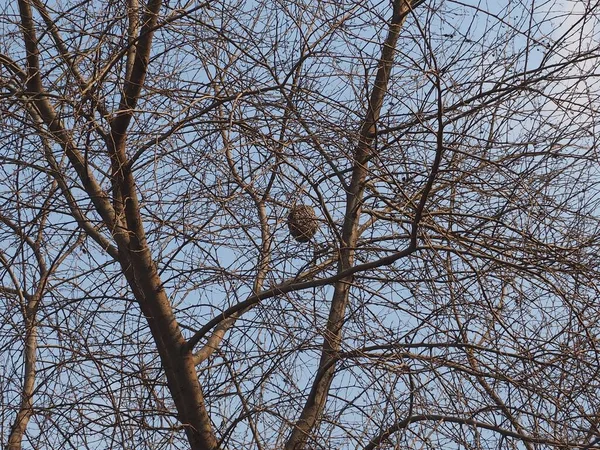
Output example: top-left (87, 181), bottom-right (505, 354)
top-left (2, 0), bottom-right (600, 448)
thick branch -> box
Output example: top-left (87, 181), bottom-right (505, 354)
top-left (16, 3), bottom-right (217, 448)
top-left (16, 0), bottom-right (122, 238)
top-left (110, 0), bottom-right (162, 141)
top-left (284, 2), bottom-right (412, 448)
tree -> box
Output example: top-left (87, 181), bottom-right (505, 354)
top-left (1, 0), bottom-right (600, 448)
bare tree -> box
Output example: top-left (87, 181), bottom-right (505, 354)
top-left (1, 0), bottom-right (600, 449)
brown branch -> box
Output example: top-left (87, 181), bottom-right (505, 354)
top-left (186, 244), bottom-right (417, 353)
top-left (106, 0), bottom-right (163, 219)
top-left (29, 0), bottom-right (112, 127)
top-left (15, 5), bottom-right (217, 447)
top-left (6, 306), bottom-right (38, 450)
top-left (4, 191), bottom-right (69, 450)
top-left (363, 414), bottom-right (590, 449)
top-left (94, 2), bottom-right (221, 447)
top-left (20, 103), bottom-right (120, 259)
top-left (283, 2), bottom-right (412, 448)
top-left (16, 0), bottom-right (123, 240)
top-left (125, 0), bottom-right (140, 81)
top-left (110, 0), bottom-right (162, 141)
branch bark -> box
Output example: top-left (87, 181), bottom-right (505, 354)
top-left (15, 1), bottom-right (219, 448)
top-left (284, 2), bottom-right (413, 448)
top-left (363, 414), bottom-right (588, 449)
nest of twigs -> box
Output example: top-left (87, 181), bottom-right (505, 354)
top-left (287, 204), bottom-right (319, 243)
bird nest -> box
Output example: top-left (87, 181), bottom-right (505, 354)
top-left (287, 204), bottom-right (319, 243)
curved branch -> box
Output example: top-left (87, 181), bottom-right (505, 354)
top-left (363, 414), bottom-right (590, 450)
top-left (284, 2), bottom-right (414, 446)
top-left (186, 244), bottom-right (417, 352)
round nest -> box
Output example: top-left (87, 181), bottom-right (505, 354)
top-left (287, 204), bottom-right (319, 243)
